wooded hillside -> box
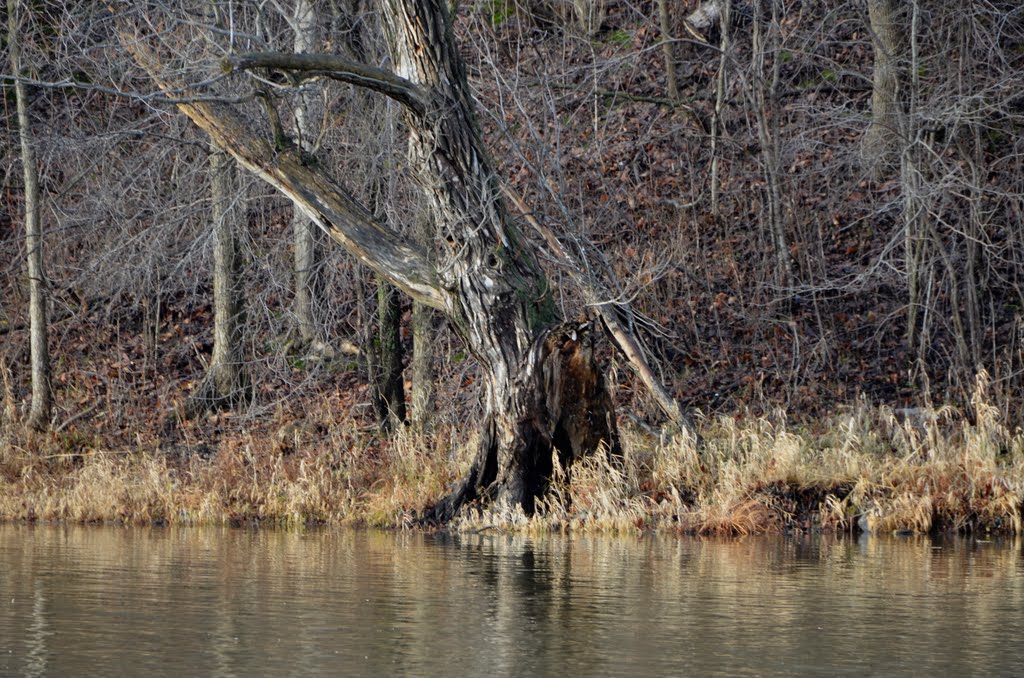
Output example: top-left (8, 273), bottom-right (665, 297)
top-left (2, 0), bottom-right (1023, 524)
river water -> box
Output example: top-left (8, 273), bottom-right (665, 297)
top-left (1, 525), bottom-right (1021, 676)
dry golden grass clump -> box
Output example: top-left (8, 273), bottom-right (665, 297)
top-left (2, 372), bottom-right (1022, 535)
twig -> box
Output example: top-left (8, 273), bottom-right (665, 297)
top-left (54, 402), bottom-right (102, 433)
top-left (42, 449), bottom-right (131, 460)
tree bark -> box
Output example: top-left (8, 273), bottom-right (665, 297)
top-left (372, 278), bottom-right (407, 432)
top-left (9, 0), bottom-right (51, 432)
top-left (864, 0), bottom-right (904, 180)
top-left (710, 0), bottom-right (731, 217)
top-left (658, 0), bottom-right (679, 101)
top-left (124, 0), bottom-right (620, 520)
top-left (750, 0), bottom-right (792, 289)
top-left (290, 0), bottom-right (324, 348)
top-left (378, 0), bottom-right (619, 518)
top-left (410, 213), bottom-right (436, 432)
top-left (187, 147), bottom-right (250, 414)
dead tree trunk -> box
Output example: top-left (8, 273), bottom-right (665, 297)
top-left (9, 0), bottom-right (51, 431)
top-left (377, 0), bottom-right (620, 518)
top-left (124, 0), bottom-right (622, 520)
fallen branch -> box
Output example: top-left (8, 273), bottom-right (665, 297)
top-left (54, 401), bottom-right (103, 433)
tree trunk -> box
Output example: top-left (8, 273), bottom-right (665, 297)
top-left (291, 0), bottom-right (323, 348)
top-left (379, 0), bottom-right (620, 518)
top-left (901, 0), bottom-right (924, 353)
top-left (410, 213), bottom-right (436, 431)
top-left (9, 0), bottom-right (51, 431)
top-left (750, 0), bottom-right (792, 289)
top-left (710, 0), bottom-right (731, 217)
top-left (124, 0), bottom-right (620, 520)
top-left (864, 0), bottom-right (904, 180)
top-left (187, 147), bottom-right (250, 414)
top-left (658, 0), bottom-right (679, 101)
top-left (364, 171), bottom-right (408, 433)
top-left (372, 278), bottom-right (407, 432)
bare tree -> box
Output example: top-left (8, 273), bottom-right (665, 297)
top-left (120, 0), bottom-right (632, 519)
top-left (8, 0), bottom-right (51, 431)
top-left (657, 0), bottom-right (679, 101)
top-left (709, 0), bottom-right (731, 217)
top-left (410, 212), bottom-right (436, 431)
top-left (749, 0), bottom-right (791, 289)
top-left (371, 279), bottom-right (406, 431)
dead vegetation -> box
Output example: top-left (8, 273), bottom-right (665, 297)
top-left (2, 1), bottom-right (1024, 531)
top-left (3, 373), bottom-right (1020, 535)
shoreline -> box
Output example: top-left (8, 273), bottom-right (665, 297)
top-left (3, 399), bottom-right (1021, 536)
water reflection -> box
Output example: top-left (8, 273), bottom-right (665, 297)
top-left (0, 526), bottom-right (1020, 676)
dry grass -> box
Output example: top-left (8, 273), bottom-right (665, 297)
top-left (2, 373), bottom-right (1023, 535)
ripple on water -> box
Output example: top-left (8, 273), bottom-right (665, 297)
top-left (0, 526), bottom-right (1021, 677)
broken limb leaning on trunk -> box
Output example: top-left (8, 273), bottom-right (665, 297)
top-left (120, 0), bottom-right (706, 521)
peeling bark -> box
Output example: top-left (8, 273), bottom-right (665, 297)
top-left (425, 319), bottom-right (619, 522)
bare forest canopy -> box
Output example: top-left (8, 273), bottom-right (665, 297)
top-left (2, 0), bottom-right (1024, 518)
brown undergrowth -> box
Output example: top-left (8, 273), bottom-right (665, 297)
top-left (2, 375), bottom-right (1022, 535)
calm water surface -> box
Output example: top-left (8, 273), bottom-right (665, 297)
top-left (1, 525), bottom-right (1022, 676)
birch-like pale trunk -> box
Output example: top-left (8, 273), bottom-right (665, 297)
top-left (291, 0), bottom-right (323, 347)
top-left (9, 0), bottom-right (51, 431)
